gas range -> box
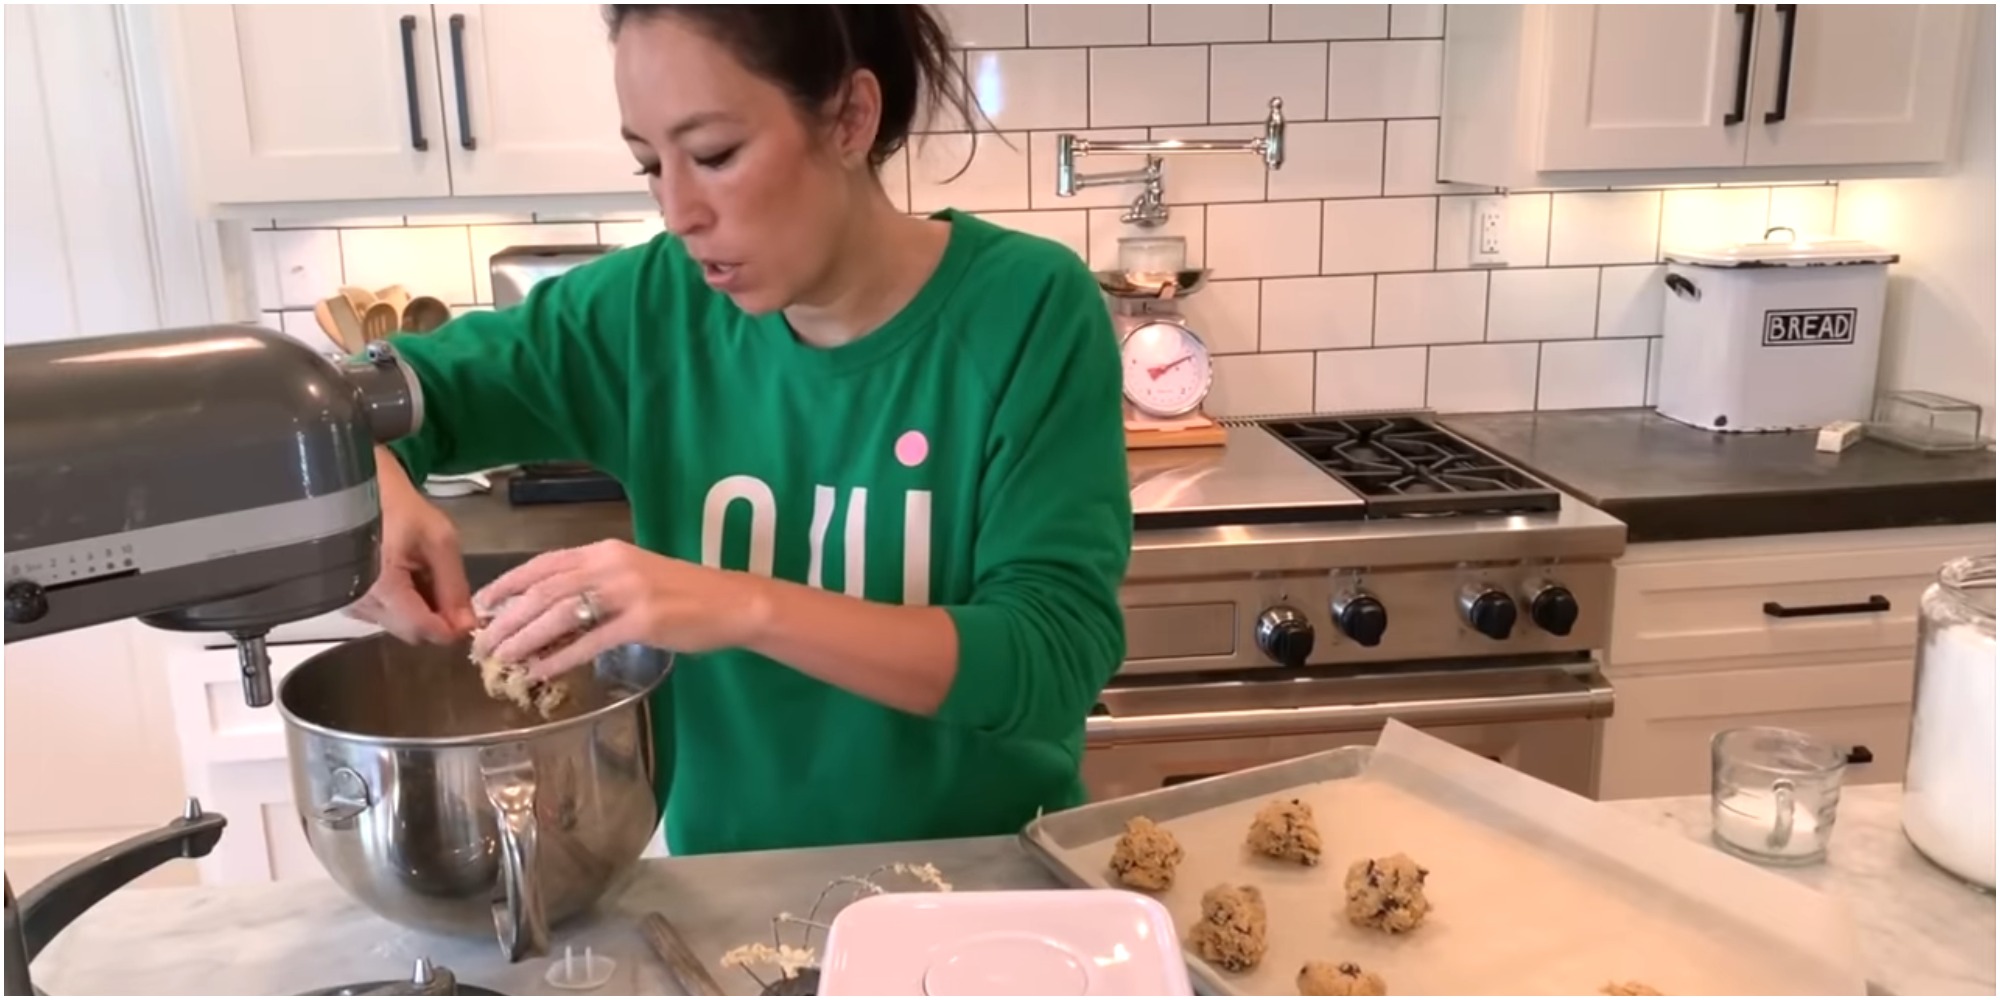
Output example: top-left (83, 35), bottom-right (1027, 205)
top-left (1121, 412), bottom-right (1624, 675)
top-left (1093, 412), bottom-right (1625, 799)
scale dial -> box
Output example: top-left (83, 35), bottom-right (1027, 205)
top-left (1120, 321), bottom-right (1213, 419)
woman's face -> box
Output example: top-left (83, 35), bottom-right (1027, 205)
top-left (613, 16), bottom-right (869, 315)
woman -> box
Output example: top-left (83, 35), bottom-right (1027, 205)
top-left (350, 5), bottom-right (1134, 857)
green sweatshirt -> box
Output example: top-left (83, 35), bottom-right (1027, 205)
top-left (386, 211), bottom-right (1133, 855)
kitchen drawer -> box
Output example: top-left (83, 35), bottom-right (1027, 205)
top-left (1610, 524), bottom-right (1993, 667)
top-left (1598, 656), bottom-right (1914, 801)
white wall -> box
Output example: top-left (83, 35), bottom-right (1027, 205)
top-left (3, 4), bottom-right (196, 889)
top-left (1836, 5), bottom-right (1998, 428)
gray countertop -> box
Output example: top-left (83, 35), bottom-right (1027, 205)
top-left (1440, 408), bottom-right (1996, 543)
top-left (430, 473), bottom-right (633, 587)
top-left (30, 785), bottom-right (1993, 996)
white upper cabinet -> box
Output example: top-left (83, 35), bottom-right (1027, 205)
top-left (1743, 5), bottom-right (1974, 167)
top-left (1439, 4), bottom-right (1978, 189)
top-left (175, 5), bottom-right (451, 203)
top-left (431, 4), bottom-right (643, 198)
top-left (168, 4), bottom-right (641, 205)
top-left (1539, 5), bottom-right (1754, 171)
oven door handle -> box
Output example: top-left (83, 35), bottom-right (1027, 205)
top-left (1085, 676), bottom-right (1613, 745)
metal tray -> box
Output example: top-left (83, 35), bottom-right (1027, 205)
top-left (1020, 726), bottom-right (1866, 997)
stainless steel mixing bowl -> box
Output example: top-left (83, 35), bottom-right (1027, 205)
top-left (277, 634), bottom-right (671, 962)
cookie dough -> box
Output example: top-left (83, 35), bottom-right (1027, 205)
top-left (1297, 961), bottom-right (1387, 996)
top-left (1187, 883), bottom-right (1268, 972)
top-left (1343, 853), bottom-right (1431, 933)
top-left (1600, 983), bottom-right (1662, 996)
top-left (470, 629), bottom-right (570, 719)
top-left (1109, 816), bottom-right (1184, 890)
top-left (1247, 798), bottom-right (1323, 866)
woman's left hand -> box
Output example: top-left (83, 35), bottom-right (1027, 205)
top-left (469, 540), bottom-right (770, 679)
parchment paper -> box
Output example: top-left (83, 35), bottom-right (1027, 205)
top-left (1028, 722), bottom-right (1867, 996)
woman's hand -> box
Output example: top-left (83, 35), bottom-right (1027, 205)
top-left (347, 447), bottom-right (479, 643)
top-left (470, 539), bottom-right (772, 679)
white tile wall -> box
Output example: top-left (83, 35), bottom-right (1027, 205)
top-left (250, 5), bottom-right (1841, 417)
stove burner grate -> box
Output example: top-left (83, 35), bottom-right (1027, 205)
top-left (1262, 416), bottom-right (1560, 518)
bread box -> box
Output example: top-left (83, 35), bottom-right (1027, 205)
top-left (1656, 229), bottom-right (1898, 433)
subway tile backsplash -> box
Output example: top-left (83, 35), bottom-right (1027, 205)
top-left (252, 3), bottom-right (1847, 417)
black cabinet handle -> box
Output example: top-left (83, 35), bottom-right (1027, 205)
top-left (448, 13), bottom-right (477, 150)
top-left (1764, 4), bottom-right (1799, 124)
top-left (398, 15), bottom-right (428, 151)
top-left (1725, 5), bottom-right (1757, 125)
top-left (1762, 595), bottom-right (1891, 619)
top-left (1846, 745), bottom-right (1875, 766)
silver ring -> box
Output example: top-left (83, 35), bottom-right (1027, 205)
top-left (574, 590), bottom-right (602, 631)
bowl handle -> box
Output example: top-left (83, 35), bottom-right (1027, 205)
top-left (479, 742), bottom-right (550, 962)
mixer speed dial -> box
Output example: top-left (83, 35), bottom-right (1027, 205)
top-left (1458, 584), bottom-right (1518, 641)
top-left (1255, 606), bottom-right (1315, 668)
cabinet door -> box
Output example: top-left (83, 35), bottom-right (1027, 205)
top-left (1599, 655), bottom-right (1914, 800)
top-left (431, 5), bottom-right (644, 197)
top-left (1539, 4), bottom-right (1754, 171)
top-left (1746, 4), bottom-right (1974, 167)
top-left (176, 5), bottom-right (450, 203)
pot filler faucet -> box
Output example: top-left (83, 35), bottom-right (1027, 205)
top-left (1, 324), bottom-right (423, 995)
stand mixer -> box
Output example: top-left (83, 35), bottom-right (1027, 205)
top-left (2, 325), bottom-right (423, 995)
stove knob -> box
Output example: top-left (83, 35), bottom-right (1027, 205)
top-left (1255, 606), bottom-right (1315, 668)
top-left (1331, 593), bottom-right (1388, 648)
top-left (1528, 584), bottom-right (1580, 636)
top-left (1460, 586), bottom-right (1517, 641)
top-left (4, 581), bottom-right (47, 625)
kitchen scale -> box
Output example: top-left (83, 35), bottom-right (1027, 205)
top-left (1100, 237), bottom-right (1227, 450)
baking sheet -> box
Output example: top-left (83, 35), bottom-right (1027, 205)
top-left (1023, 722), bottom-right (1867, 996)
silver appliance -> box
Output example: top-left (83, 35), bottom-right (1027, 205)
top-left (2, 325), bottom-right (425, 996)
top-left (1088, 414), bottom-right (1625, 800)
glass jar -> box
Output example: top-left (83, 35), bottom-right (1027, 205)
top-left (1902, 553), bottom-right (1996, 890)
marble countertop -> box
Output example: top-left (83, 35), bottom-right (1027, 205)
top-left (1439, 408), bottom-right (1996, 543)
top-left (29, 785), bottom-right (1993, 996)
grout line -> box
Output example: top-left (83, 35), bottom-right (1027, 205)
top-left (1590, 266), bottom-right (1605, 338)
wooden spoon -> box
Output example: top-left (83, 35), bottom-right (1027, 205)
top-left (373, 284), bottom-right (412, 319)
top-left (323, 295), bottom-right (368, 354)
top-left (362, 302), bottom-right (400, 344)
top-left (402, 296), bottom-right (452, 333)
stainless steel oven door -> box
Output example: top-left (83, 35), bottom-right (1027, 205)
top-left (1080, 662), bottom-right (1614, 801)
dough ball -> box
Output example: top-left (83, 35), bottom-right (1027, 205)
top-left (1187, 883), bottom-right (1268, 973)
top-left (1297, 961), bottom-right (1387, 996)
top-left (1600, 983), bottom-right (1662, 996)
top-left (469, 629), bottom-right (570, 720)
top-left (1109, 816), bottom-right (1184, 891)
top-left (1247, 798), bottom-right (1323, 866)
top-left (1343, 853), bottom-right (1431, 933)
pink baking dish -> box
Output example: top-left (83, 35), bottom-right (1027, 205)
top-left (816, 888), bottom-right (1193, 996)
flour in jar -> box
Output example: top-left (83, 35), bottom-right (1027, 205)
top-left (1902, 618), bottom-right (1996, 887)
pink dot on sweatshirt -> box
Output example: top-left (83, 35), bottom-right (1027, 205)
top-left (895, 430), bottom-right (929, 467)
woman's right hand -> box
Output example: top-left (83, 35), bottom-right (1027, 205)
top-left (347, 447), bottom-right (479, 644)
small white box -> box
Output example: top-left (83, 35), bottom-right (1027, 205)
top-left (1656, 233), bottom-right (1897, 433)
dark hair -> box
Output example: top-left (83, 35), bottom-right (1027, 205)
top-left (603, 5), bottom-right (979, 168)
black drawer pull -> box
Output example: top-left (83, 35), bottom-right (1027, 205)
top-left (448, 14), bottom-right (477, 150)
top-left (1764, 4), bottom-right (1799, 124)
top-left (1846, 745), bottom-right (1874, 766)
top-left (1762, 595), bottom-right (1892, 619)
top-left (1725, 4), bottom-right (1756, 125)
top-left (398, 15), bottom-right (428, 151)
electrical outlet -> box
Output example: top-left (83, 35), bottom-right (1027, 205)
top-left (1471, 196), bottom-right (1506, 265)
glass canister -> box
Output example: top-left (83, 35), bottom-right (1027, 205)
top-left (1902, 553), bottom-right (1997, 890)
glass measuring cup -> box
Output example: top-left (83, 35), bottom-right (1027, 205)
top-left (1710, 726), bottom-right (1847, 865)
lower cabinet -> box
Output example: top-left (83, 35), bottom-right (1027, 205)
top-left (1598, 654), bottom-right (1915, 800)
top-left (1598, 522), bottom-right (1992, 801)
